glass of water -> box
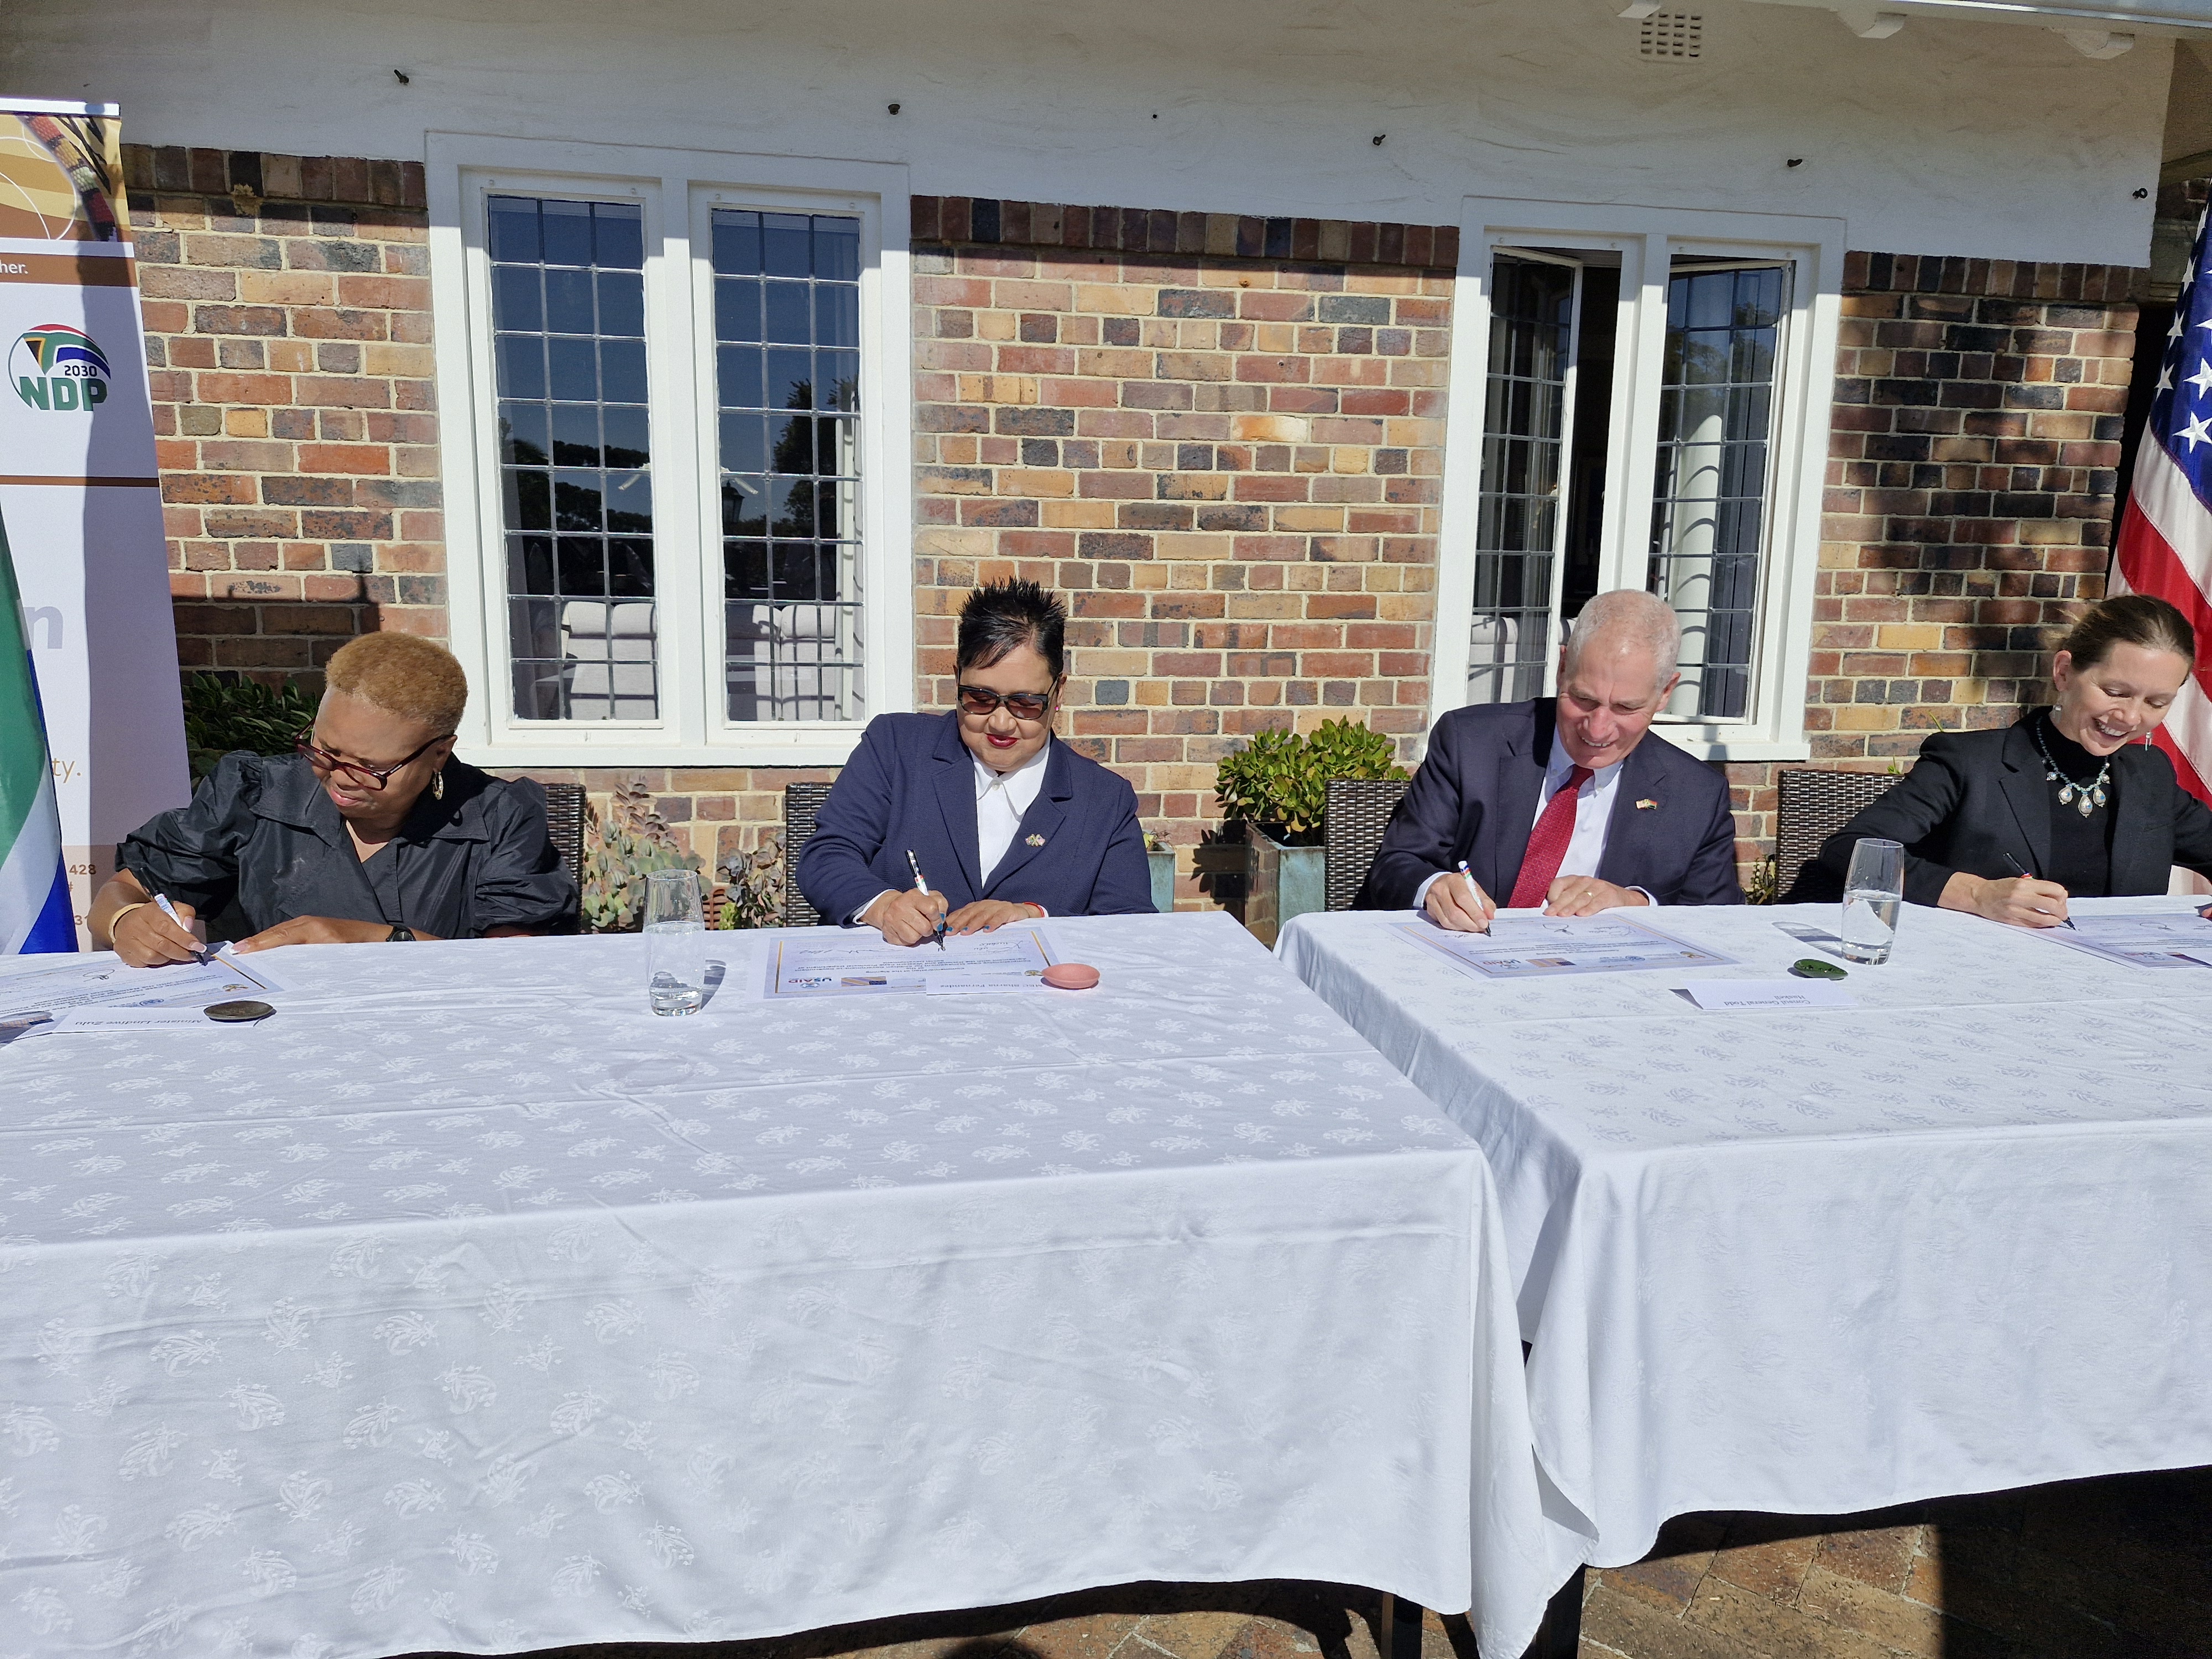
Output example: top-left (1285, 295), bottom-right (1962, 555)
top-left (643, 869), bottom-right (707, 1015)
top-left (1840, 837), bottom-right (1905, 964)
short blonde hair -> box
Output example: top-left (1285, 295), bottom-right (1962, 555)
top-left (323, 633), bottom-right (468, 733)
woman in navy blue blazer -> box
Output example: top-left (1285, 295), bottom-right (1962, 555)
top-left (796, 580), bottom-right (1155, 943)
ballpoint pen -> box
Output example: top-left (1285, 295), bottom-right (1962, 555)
top-left (1455, 859), bottom-right (1492, 930)
top-left (905, 849), bottom-right (947, 950)
top-left (153, 893), bottom-right (212, 961)
top-left (2001, 851), bottom-right (2075, 929)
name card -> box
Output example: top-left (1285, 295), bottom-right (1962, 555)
top-left (1681, 979), bottom-right (1857, 1011)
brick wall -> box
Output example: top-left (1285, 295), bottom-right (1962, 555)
top-left (124, 146), bottom-right (446, 674)
top-left (1726, 252), bottom-right (2141, 884)
top-left (127, 150), bottom-right (2144, 903)
top-left (909, 196), bottom-right (1455, 906)
top-left (122, 146), bottom-right (797, 880)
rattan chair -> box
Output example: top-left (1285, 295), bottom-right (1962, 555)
top-left (540, 782), bottom-right (586, 889)
top-left (1774, 769), bottom-right (1903, 900)
top-left (1324, 778), bottom-right (1412, 910)
top-left (781, 781), bottom-right (837, 926)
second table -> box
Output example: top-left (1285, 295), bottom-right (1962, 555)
top-left (1279, 898), bottom-right (2212, 1583)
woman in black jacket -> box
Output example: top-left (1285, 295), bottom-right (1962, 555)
top-left (1811, 593), bottom-right (2212, 927)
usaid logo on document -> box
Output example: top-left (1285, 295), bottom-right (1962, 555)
top-left (13, 323), bottom-right (110, 410)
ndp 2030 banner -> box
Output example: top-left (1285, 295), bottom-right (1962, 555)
top-left (0, 98), bottom-right (189, 945)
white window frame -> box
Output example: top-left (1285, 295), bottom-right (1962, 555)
top-left (1430, 197), bottom-right (1845, 763)
top-left (427, 133), bottom-right (914, 767)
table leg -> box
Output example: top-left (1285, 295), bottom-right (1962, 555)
top-left (1524, 1565), bottom-right (1584, 1659)
top-left (1378, 1590), bottom-right (1396, 1659)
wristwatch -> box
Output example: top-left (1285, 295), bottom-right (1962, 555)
top-left (387, 925), bottom-right (416, 942)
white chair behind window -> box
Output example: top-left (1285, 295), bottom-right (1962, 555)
top-left (560, 599), bottom-right (658, 720)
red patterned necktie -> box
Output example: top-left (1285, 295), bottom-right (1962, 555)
top-left (1507, 765), bottom-right (1594, 909)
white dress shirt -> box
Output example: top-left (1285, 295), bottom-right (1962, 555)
top-left (1412, 748), bottom-right (1633, 910)
top-left (857, 740), bottom-right (1055, 925)
top-left (975, 740), bottom-right (1052, 884)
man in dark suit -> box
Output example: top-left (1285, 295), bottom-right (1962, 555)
top-left (1356, 589), bottom-right (1743, 928)
top-left (797, 580), bottom-right (1154, 940)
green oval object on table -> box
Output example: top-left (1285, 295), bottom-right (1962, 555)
top-left (1787, 958), bottom-right (1848, 981)
top-left (204, 999), bottom-right (276, 1022)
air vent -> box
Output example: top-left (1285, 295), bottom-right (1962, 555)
top-left (1639, 11), bottom-right (1703, 59)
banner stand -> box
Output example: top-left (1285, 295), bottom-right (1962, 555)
top-left (0, 97), bottom-right (190, 944)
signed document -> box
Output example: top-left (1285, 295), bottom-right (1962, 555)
top-left (760, 926), bottom-right (1058, 999)
top-left (2038, 910), bottom-right (2212, 971)
top-left (0, 952), bottom-right (284, 1024)
top-left (1396, 914), bottom-right (1739, 980)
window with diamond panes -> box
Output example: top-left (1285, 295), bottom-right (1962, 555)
top-left (489, 195), bottom-right (657, 722)
top-left (1646, 262), bottom-right (1790, 721)
top-left (712, 209), bottom-right (863, 723)
top-left (1469, 255), bottom-right (1576, 705)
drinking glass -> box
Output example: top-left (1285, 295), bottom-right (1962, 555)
top-left (1840, 837), bottom-right (1905, 965)
top-left (643, 869), bottom-right (707, 1015)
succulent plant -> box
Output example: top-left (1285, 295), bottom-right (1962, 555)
top-left (1213, 717), bottom-right (1408, 847)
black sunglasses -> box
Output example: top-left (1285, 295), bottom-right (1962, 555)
top-left (957, 685), bottom-right (1053, 722)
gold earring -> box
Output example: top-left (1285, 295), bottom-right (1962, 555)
top-left (431, 770), bottom-right (445, 801)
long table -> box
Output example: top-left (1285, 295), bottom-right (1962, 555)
top-left (1277, 898), bottom-right (2212, 1587)
top-left (0, 912), bottom-right (1553, 1659)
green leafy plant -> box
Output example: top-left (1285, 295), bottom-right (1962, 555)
top-left (711, 833), bottom-right (787, 930)
top-left (1213, 717), bottom-right (1408, 847)
top-left (181, 672), bottom-right (317, 784)
top-left (580, 776), bottom-right (705, 933)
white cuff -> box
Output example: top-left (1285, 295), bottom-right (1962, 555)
top-left (852, 889), bottom-right (899, 927)
top-left (1411, 870), bottom-right (1448, 910)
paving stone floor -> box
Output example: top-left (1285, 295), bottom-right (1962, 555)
top-left (405, 1465), bottom-right (2212, 1659)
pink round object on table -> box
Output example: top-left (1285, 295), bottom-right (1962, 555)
top-left (1041, 962), bottom-right (1100, 990)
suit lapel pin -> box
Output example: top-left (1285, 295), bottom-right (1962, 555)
top-left (1635, 798), bottom-right (1659, 810)
top-left (1025, 833), bottom-right (1046, 847)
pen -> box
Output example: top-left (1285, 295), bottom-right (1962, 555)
top-left (904, 849), bottom-right (947, 951)
top-left (1455, 859), bottom-right (1493, 931)
top-left (153, 893), bottom-right (211, 961)
top-left (2000, 852), bottom-right (2075, 929)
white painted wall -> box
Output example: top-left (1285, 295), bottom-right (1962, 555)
top-left (0, 0), bottom-right (2173, 264)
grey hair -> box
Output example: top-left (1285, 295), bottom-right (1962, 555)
top-left (1561, 589), bottom-right (1682, 685)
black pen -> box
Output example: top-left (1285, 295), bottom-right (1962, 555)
top-left (905, 848), bottom-right (947, 950)
top-left (2001, 851), bottom-right (2075, 929)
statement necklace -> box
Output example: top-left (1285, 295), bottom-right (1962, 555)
top-left (2032, 717), bottom-right (2110, 817)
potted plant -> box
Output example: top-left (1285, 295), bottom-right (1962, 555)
top-left (1145, 833), bottom-right (1177, 915)
top-left (1212, 718), bottom-right (1407, 945)
top-left (580, 777), bottom-right (707, 932)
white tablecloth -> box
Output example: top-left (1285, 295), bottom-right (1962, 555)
top-left (1277, 899), bottom-right (2212, 1579)
top-left (0, 912), bottom-right (1553, 1659)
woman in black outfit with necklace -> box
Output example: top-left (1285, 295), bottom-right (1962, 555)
top-left (1809, 593), bottom-right (2212, 926)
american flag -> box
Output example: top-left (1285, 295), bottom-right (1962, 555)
top-left (2111, 204), bottom-right (2212, 806)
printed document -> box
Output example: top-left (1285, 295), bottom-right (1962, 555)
top-left (761, 926), bottom-right (1058, 999)
top-left (0, 952), bottom-right (284, 1022)
top-left (1397, 914), bottom-right (1738, 980)
top-left (2038, 910), bottom-right (2212, 971)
